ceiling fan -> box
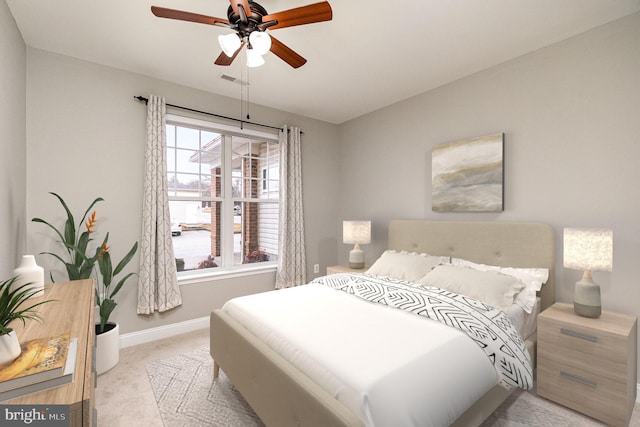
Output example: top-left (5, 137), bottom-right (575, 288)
top-left (151, 1), bottom-right (333, 69)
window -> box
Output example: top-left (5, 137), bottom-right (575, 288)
top-left (166, 115), bottom-right (279, 274)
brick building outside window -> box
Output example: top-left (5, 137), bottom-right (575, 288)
top-left (166, 115), bottom-right (279, 274)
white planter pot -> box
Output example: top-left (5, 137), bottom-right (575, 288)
top-left (0, 330), bottom-right (22, 365)
top-left (96, 322), bottom-right (119, 375)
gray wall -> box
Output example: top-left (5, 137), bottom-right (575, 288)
top-left (0, 0), bottom-right (26, 278)
top-left (6, 0), bottom-right (640, 379)
top-left (24, 48), bottom-right (340, 334)
top-left (339, 12), bottom-right (640, 374)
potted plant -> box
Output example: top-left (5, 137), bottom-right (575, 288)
top-left (32, 193), bottom-right (138, 374)
top-left (94, 233), bottom-right (138, 374)
top-left (0, 277), bottom-right (53, 365)
top-left (32, 192), bottom-right (103, 282)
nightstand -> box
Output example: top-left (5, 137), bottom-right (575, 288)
top-left (537, 302), bottom-right (637, 427)
top-left (326, 265), bottom-right (369, 275)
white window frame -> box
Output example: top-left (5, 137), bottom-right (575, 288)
top-left (166, 114), bottom-right (279, 284)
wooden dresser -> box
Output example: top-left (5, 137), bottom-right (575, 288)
top-left (537, 302), bottom-right (637, 427)
top-left (5, 280), bottom-right (96, 426)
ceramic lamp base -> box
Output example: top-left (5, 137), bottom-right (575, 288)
top-left (574, 274), bottom-right (601, 318)
top-left (348, 244), bottom-right (365, 269)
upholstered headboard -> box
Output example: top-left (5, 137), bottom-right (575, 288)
top-left (388, 220), bottom-right (556, 310)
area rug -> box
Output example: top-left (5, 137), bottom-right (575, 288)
top-left (146, 347), bottom-right (264, 427)
top-left (148, 348), bottom-right (634, 427)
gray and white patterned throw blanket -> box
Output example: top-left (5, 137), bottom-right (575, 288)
top-left (311, 273), bottom-right (533, 390)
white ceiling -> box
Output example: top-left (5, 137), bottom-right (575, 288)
top-left (7, 0), bottom-right (640, 124)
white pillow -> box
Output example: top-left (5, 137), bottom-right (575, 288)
top-left (365, 250), bottom-right (448, 282)
top-left (450, 258), bottom-right (548, 314)
top-left (417, 265), bottom-right (526, 313)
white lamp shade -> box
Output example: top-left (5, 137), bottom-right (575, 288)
top-left (343, 221), bottom-right (371, 245)
top-left (563, 228), bottom-right (613, 272)
top-left (246, 48), bottom-right (265, 68)
top-left (218, 33), bottom-right (242, 57)
top-left (249, 31), bottom-right (272, 55)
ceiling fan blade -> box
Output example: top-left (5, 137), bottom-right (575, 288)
top-left (262, 1), bottom-right (332, 30)
top-left (151, 6), bottom-right (228, 27)
top-left (269, 36), bottom-right (307, 69)
top-left (229, 0), bottom-right (252, 19)
top-left (214, 42), bottom-right (245, 66)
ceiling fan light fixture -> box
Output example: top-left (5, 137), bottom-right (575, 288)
top-left (151, 1), bottom-right (334, 69)
top-left (246, 47), bottom-right (265, 67)
top-left (218, 33), bottom-right (242, 57)
top-left (249, 31), bottom-right (272, 56)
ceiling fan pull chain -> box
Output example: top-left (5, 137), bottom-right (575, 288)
top-left (246, 66), bottom-right (251, 120)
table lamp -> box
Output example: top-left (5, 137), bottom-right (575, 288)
top-left (563, 228), bottom-right (613, 318)
top-left (343, 221), bottom-right (371, 269)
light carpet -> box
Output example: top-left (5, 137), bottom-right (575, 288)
top-left (147, 347), bottom-right (637, 427)
top-left (146, 347), bottom-right (264, 427)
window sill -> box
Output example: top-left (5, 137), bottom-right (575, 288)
top-left (177, 262), bottom-right (277, 286)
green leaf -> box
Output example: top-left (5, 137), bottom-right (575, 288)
top-left (0, 278), bottom-right (54, 331)
top-left (39, 251), bottom-right (68, 266)
top-left (64, 218), bottom-right (75, 251)
top-left (75, 231), bottom-right (90, 267)
top-left (49, 192), bottom-right (77, 245)
top-left (113, 242), bottom-right (138, 276)
top-left (98, 242), bottom-right (113, 287)
top-left (98, 299), bottom-right (117, 333)
top-left (65, 262), bottom-right (81, 281)
top-left (79, 262), bottom-right (95, 280)
top-left (31, 218), bottom-right (67, 248)
top-left (77, 231), bottom-right (90, 254)
top-left (108, 272), bottom-right (136, 299)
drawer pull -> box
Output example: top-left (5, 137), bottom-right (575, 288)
top-left (560, 328), bottom-right (597, 342)
top-left (560, 371), bottom-right (597, 388)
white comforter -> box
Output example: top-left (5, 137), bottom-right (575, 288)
top-left (222, 280), bottom-right (502, 427)
top-left (316, 273), bottom-right (533, 390)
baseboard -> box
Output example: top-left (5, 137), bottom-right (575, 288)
top-left (119, 316), bottom-right (209, 348)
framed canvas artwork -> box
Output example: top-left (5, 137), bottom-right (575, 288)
top-left (432, 133), bottom-right (504, 212)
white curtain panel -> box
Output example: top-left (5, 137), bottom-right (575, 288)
top-left (137, 95), bottom-right (183, 314)
top-left (275, 126), bottom-right (307, 289)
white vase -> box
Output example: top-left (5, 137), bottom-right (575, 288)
top-left (96, 322), bottom-right (119, 375)
top-left (12, 255), bottom-right (45, 297)
top-left (0, 330), bottom-right (22, 365)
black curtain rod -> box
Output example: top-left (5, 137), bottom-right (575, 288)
top-left (134, 96), bottom-right (286, 132)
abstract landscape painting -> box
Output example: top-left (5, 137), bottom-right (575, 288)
top-left (432, 133), bottom-right (504, 212)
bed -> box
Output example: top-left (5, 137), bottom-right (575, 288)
top-left (210, 220), bottom-right (555, 426)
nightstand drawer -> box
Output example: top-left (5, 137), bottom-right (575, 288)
top-left (538, 319), bottom-right (628, 381)
top-left (537, 357), bottom-right (629, 427)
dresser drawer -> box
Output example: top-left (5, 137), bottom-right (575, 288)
top-left (537, 357), bottom-right (629, 427)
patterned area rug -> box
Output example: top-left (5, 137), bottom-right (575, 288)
top-left (146, 347), bottom-right (264, 427)
top-left (148, 348), bottom-right (636, 427)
